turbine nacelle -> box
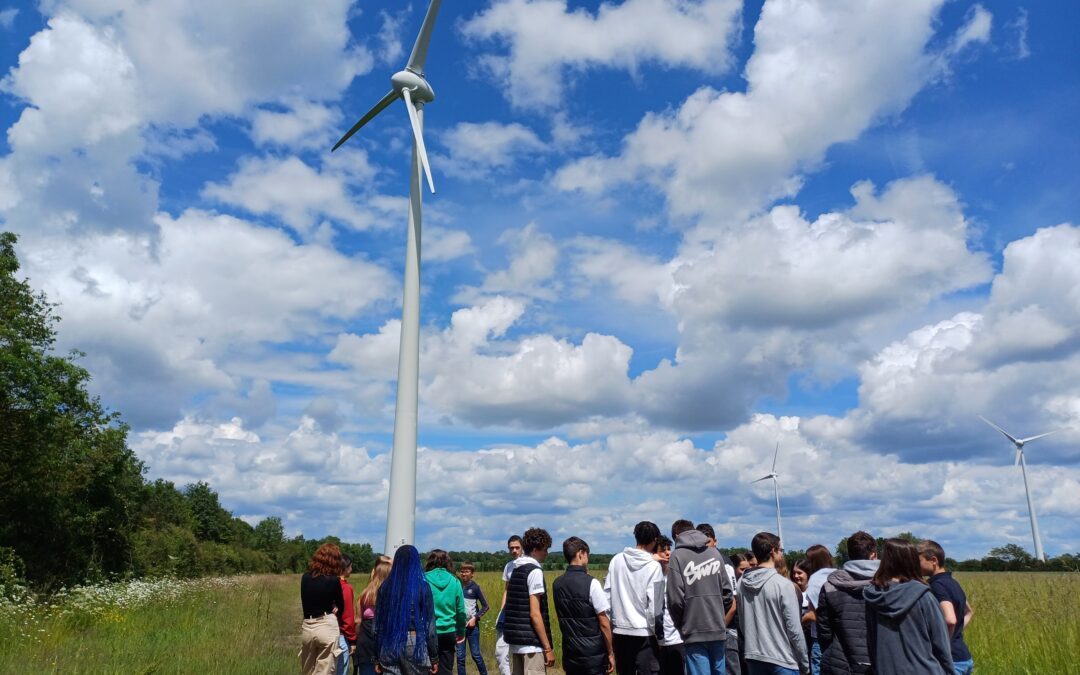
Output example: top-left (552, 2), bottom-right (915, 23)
top-left (392, 70), bottom-right (435, 104)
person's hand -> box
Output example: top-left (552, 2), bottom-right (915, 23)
top-left (375, 664), bottom-right (382, 674)
top-left (456, 636), bottom-right (466, 645)
top-left (349, 645), bottom-right (356, 655)
top-left (543, 648), bottom-right (555, 667)
top-left (466, 618), bottom-right (477, 629)
top-left (606, 652), bottom-right (615, 673)
top-left (430, 664), bottom-right (439, 674)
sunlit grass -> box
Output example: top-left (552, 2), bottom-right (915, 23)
top-left (1, 571), bottom-right (1075, 674)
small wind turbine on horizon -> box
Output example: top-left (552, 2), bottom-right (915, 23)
top-left (978, 415), bottom-right (1057, 562)
top-left (332, 0), bottom-right (443, 554)
top-left (753, 440), bottom-right (784, 548)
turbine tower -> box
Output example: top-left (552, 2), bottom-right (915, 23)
top-left (753, 441), bottom-right (784, 547)
top-left (978, 415), bottom-right (1056, 562)
top-left (332, 0), bottom-right (442, 554)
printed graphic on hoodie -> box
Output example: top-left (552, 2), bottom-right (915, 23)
top-left (682, 558), bottom-right (726, 585)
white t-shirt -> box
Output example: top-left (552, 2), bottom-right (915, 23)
top-left (588, 578), bottom-right (610, 614)
top-left (503, 560), bottom-right (516, 583)
top-left (509, 555), bottom-right (547, 654)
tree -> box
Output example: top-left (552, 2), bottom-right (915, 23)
top-left (988, 544), bottom-right (1034, 564)
top-left (253, 517), bottom-right (285, 554)
top-left (0, 232), bottom-right (145, 587)
top-left (184, 482), bottom-right (233, 543)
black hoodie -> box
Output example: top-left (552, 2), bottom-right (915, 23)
top-left (665, 530), bottom-right (733, 644)
top-left (863, 580), bottom-right (954, 675)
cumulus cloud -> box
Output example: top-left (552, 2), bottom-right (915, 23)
top-left (439, 121), bottom-right (547, 178)
top-left (555, 0), bottom-right (987, 221)
top-left (250, 100), bottom-right (341, 150)
top-left (461, 0), bottom-right (742, 108)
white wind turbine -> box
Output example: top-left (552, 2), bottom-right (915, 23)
top-left (753, 441), bottom-right (784, 548)
top-left (978, 415), bottom-right (1057, 562)
top-left (332, 0), bottom-right (442, 554)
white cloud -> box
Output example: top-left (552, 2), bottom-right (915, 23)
top-left (426, 227), bottom-right (475, 262)
top-left (439, 121), bottom-right (547, 178)
top-left (555, 0), bottom-right (986, 221)
top-left (461, 0), bottom-right (742, 108)
top-left (0, 8), bottom-right (17, 29)
top-left (946, 4), bottom-right (993, 56)
top-left (251, 100), bottom-right (341, 150)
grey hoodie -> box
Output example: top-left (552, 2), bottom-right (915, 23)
top-left (666, 530), bottom-right (733, 644)
top-left (863, 581), bottom-right (954, 675)
top-left (737, 567), bottom-right (808, 673)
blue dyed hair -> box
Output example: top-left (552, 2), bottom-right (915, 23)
top-left (375, 545), bottom-right (431, 664)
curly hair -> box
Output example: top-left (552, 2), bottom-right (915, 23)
top-left (425, 549), bottom-right (454, 572)
top-left (522, 527), bottom-right (553, 555)
top-left (307, 542), bottom-right (343, 578)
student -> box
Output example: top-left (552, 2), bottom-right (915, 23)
top-left (553, 536), bottom-right (615, 675)
top-left (497, 535), bottom-right (525, 675)
top-left (302, 543), bottom-right (347, 675)
top-left (375, 545), bottom-right (438, 675)
top-left (817, 531), bottom-right (878, 675)
top-left (918, 541), bottom-right (973, 675)
top-left (356, 555), bottom-right (392, 675)
top-left (458, 562), bottom-right (490, 675)
top-left (668, 521), bottom-right (734, 675)
top-left (863, 539), bottom-right (953, 675)
top-left (737, 532), bottom-right (808, 675)
top-left (696, 523), bottom-right (718, 548)
top-left (790, 560), bottom-right (812, 670)
top-left (653, 535), bottom-right (684, 675)
top-left (338, 555), bottom-right (358, 675)
top-left (425, 550), bottom-right (467, 675)
top-left (732, 554), bottom-right (754, 580)
top-left (505, 528), bottom-right (556, 675)
top-left (606, 521), bottom-right (665, 675)
top-left (800, 546), bottom-right (835, 675)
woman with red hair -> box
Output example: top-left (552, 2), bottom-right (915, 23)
top-left (302, 542), bottom-right (347, 674)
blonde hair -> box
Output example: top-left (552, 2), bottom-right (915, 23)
top-left (360, 555), bottom-right (393, 610)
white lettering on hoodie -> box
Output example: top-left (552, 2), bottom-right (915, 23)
top-left (682, 558), bottom-right (724, 585)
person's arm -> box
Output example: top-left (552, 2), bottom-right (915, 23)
top-left (598, 611), bottom-right (616, 673)
top-left (335, 579), bottom-right (346, 617)
top-left (426, 586), bottom-right (440, 673)
top-left (725, 595), bottom-right (737, 627)
top-left (925, 595), bottom-right (955, 673)
top-left (938, 600), bottom-right (959, 637)
top-left (781, 583), bottom-right (809, 674)
top-left (528, 594), bottom-right (555, 666)
top-left (964, 601), bottom-right (973, 628)
top-left (475, 584), bottom-right (490, 620)
top-left (455, 584), bottom-right (467, 639)
top-left (816, 585), bottom-right (834, 650)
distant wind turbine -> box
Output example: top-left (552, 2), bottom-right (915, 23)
top-left (978, 415), bottom-right (1057, 562)
top-left (332, 0), bottom-right (443, 554)
top-left (753, 440), bottom-right (784, 548)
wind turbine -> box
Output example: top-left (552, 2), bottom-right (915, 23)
top-left (753, 441), bottom-right (784, 548)
top-left (978, 415), bottom-right (1056, 562)
top-left (332, 0), bottom-right (442, 554)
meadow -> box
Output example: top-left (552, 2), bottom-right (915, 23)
top-left (0, 571), bottom-right (1076, 674)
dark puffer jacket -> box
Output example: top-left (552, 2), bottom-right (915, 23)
top-left (816, 560), bottom-right (879, 675)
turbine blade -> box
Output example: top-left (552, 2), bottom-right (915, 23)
top-left (978, 415), bottom-right (1021, 446)
top-left (402, 88), bottom-right (435, 193)
top-left (772, 440), bottom-right (780, 473)
top-left (1015, 448), bottom-right (1022, 466)
top-left (407, 0), bottom-right (443, 73)
top-left (1018, 430), bottom-right (1058, 444)
top-left (752, 475), bottom-right (772, 484)
top-left (332, 89), bottom-right (399, 152)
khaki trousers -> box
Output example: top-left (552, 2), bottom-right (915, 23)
top-left (301, 614), bottom-right (342, 675)
top-left (512, 651), bottom-right (547, 675)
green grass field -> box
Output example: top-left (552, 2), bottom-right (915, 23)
top-left (1, 571), bottom-right (1077, 674)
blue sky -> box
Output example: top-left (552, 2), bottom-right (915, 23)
top-left (0, 0), bottom-right (1077, 559)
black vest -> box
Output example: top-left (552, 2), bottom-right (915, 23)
top-left (504, 562), bottom-right (551, 649)
top-left (553, 566), bottom-right (606, 674)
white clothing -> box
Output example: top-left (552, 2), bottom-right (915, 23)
top-left (509, 555), bottom-right (546, 655)
top-left (604, 547), bottom-right (664, 637)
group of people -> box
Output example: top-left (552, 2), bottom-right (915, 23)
top-left (299, 523), bottom-right (973, 675)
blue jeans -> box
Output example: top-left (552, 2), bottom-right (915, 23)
top-left (684, 641), bottom-right (726, 675)
top-left (953, 659), bottom-right (974, 675)
top-left (746, 661), bottom-right (797, 675)
top-left (337, 635), bottom-right (351, 675)
top-left (809, 640), bottom-right (821, 675)
top-left (457, 625), bottom-right (488, 675)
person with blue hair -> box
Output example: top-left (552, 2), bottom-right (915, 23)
top-left (375, 545), bottom-right (439, 675)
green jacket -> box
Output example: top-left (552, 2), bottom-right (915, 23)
top-left (425, 568), bottom-right (466, 636)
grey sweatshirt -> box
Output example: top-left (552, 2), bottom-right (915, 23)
top-left (863, 581), bottom-right (954, 675)
top-left (737, 567), bottom-right (809, 673)
top-left (666, 530), bottom-right (733, 644)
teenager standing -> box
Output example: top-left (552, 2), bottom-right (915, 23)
top-left (606, 521), bottom-right (665, 675)
top-left (817, 532), bottom-right (879, 675)
top-left (497, 535), bottom-right (525, 675)
top-left (356, 555), bottom-right (392, 675)
top-left (425, 550), bottom-right (467, 675)
top-left (800, 546), bottom-right (835, 675)
top-left (667, 523), bottom-right (734, 675)
top-left (338, 555), bottom-right (358, 675)
top-left (553, 536), bottom-right (615, 675)
top-left (302, 543), bottom-right (347, 675)
top-left (505, 528), bottom-right (556, 675)
top-left (863, 539), bottom-right (953, 675)
top-left (375, 545), bottom-right (438, 675)
top-left (458, 562), bottom-right (490, 675)
top-left (918, 541), bottom-right (974, 675)
top-left (737, 532), bottom-right (808, 675)
top-left (653, 535), bottom-right (684, 675)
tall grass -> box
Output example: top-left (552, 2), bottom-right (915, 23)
top-left (0, 571), bottom-right (1075, 674)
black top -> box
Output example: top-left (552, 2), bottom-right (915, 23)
top-left (553, 566), bottom-right (606, 674)
top-left (928, 572), bottom-right (971, 662)
top-left (301, 572), bottom-right (346, 619)
top-left (503, 562), bottom-right (551, 649)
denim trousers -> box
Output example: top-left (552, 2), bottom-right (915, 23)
top-left (337, 635), bottom-right (351, 675)
top-left (953, 659), bottom-right (974, 675)
top-left (745, 660), bottom-right (797, 675)
top-left (684, 641), bottom-right (726, 675)
top-left (809, 641), bottom-right (821, 675)
top-left (457, 626), bottom-right (488, 675)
